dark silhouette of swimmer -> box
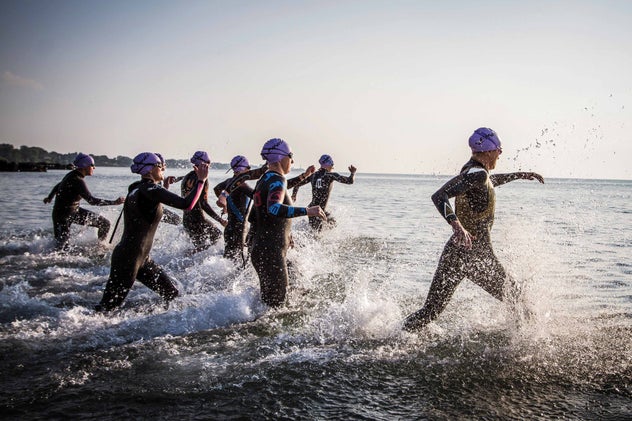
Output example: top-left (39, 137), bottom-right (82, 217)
top-left (248, 138), bottom-right (325, 307)
top-left (403, 127), bottom-right (544, 331)
top-left (181, 151), bottom-right (227, 252)
top-left (291, 154), bottom-right (356, 231)
top-left (43, 153), bottom-right (125, 250)
top-left (96, 152), bottom-right (209, 312)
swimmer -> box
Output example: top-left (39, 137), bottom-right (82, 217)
top-left (181, 151), bottom-right (227, 252)
top-left (403, 127), bottom-right (544, 331)
top-left (96, 152), bottom-right (209, 311)
top-left (249, 138), bottom-right (325, 307)
top-left (43, 153), bottom-right (125, 250)
top-left (213, 155), bottom-right (255, 262)
top-left (291, 154), bottom-right (356, 231)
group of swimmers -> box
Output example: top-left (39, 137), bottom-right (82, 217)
top-left (43, 140), bottom-right (357, 312)
top-left (43, 128), bottom-right (544, 331)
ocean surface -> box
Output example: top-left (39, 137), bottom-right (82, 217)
top-left (0, 167), bottom-right (630, 420)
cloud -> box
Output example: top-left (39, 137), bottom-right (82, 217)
top-left (2, 71), bottom-right (44, 90)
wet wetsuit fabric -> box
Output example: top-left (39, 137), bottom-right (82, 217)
top-left (98, 178), bottom-right (203, 311)
top-left (292, 168), bottom-right (354, 230)
top-left (250, 171), bottom-right (308, 307)
top-left (214, 178), bottom-right (253, 260)
top-left (405, 159), bottom-right (520, 330)
top-left (46, 169), bottom-right (118, 249)
top-left (181, 171), bottom-right (223, 251)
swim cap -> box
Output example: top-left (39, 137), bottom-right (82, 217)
top-left (190, 151), bottom-right (210, 166)
top-left (155, 152), bottom-right (165, 165)
top-left (319, 154), bottom-right (334, 167)
top-left (261, 138), bottom-right (291, 164)
top-left (468, 127), bottom-right (502, 153)
top-left (73, 153), bottom-right (95, 169)
top-left (230, 155), bottom-right (250, 173)
top-left (131, 152), bottom-right (162, 175)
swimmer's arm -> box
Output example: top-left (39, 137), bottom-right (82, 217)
top-left (43, 183), bottom-right (60, 203)
top-left (201, 195), bottom-right (225, 223)
top-left (77, 179), bottom-right (122, 206)
top-left (431, 171), bottom-right (485, 223)
top-left (491, 172), bottom-right (544, 186)
top-left (287, 166), bottom-right (315, 189)
top-left (267, 184), bottom-right (308, 218)
top-left (328, 171), bottom-right (355, 185)
top-left (150, 175), bottom-right (207, 211)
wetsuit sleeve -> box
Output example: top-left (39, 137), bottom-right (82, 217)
top-left (46, 183), bottom-right (60, 201)
top-left (200, 183), bottom-right (224, 222)
top-left (145, 181), bottom-right (204, 210)
top-left (431, 171), bottom-right (488, 224)
top-left (222, 166), bottom-right (268, 194)
top-left (77, 178), bottom-right (119, 206)
top-left (490, 172), bottom-right (530, 187)
top-left (267, 177), bottom-right (308, 218)
top-left (213, 179), bottom-right (229, 198)
top-left (287, 173), bottom-right (312, 190)
top-left (327, 172), bottom-right (355, 184)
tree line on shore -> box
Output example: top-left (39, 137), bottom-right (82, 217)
top-left (0, 144), bottom-right (230, 172)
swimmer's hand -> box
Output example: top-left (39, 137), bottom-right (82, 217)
top-left (216, 191), bottom-right (228, 212)
top-left (349, 165), bottom-right (357, 174)
top-left (163, 175), bottom-right (177, 190)
top-left (522, 172), bottom-right (544, 184)
top-left (307, 206), bottom-right (326, 220)
top-left (43, 197), bottom-right (52, 204)
top-left (193, 163), bottom-right (209, 182)
top-left (450, 219), bottom-right (475, 250)
top-left (114, 196), bottom-right (125, 205)
top-left (302, 165), bottom-right (316, 178)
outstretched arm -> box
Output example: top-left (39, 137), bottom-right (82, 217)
top-left (490, 172), bottom-right (544, 187)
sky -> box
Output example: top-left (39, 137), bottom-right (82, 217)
top-left (1, 0), bottom-right (631, 179)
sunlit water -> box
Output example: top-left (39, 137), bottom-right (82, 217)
top-left (1, 168), bottom-right (630, 419)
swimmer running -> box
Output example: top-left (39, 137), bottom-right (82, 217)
top-left (403, 127), bottom-right (544, 331)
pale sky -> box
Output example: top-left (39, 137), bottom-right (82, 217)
top-left (1, 0), bottom-right (631, 179)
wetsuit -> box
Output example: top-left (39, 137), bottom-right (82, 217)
top-left (404, 159), bottom-right (526, 330)
top-left (181, 171), bottom-right (224, 252)
top-left (214, 177), bottom-right (253, 261)
top-left (250, 171), bottom-right (308, 307)
top-left (97, 178), bottom-right (204, 311)
top-left (218, 166), bottom-right (310, 261)
top-left (292, 168), bottom-right (354, 230)
top-left (45, 169), bottom-right (119, 249)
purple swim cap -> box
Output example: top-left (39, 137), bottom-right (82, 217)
top-left (190, 151), bottom-right (210, 167)
top-left (468, 127), bottom-right (502, 153)
top-left (154, 152), bottom-right (165, 165)
top-left (131, 152), bottom-right (162, 175)
top-left (73, 153), bottom-right (95, 169)
top-left (261, 138), bottom-right (291, 164)
top-left (319, 154), bottom-right (334, 167)
top-left (229, 155), bottom-right (250, 173)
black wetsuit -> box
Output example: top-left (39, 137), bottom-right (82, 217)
top-left (404, 159), bottom-right (527, 330)
top-left (45, 169), bottom-right (119, 249)
top-left (214, 178), bottom-right (253, 261)
top-left (97, 178), bottom-right (204, 311)
top-left (181, 171), bottom-right (224, 252)
top-left (250, 171), bottom-right (308, 307)
top-left (292, 168), bottom-right (354, 230)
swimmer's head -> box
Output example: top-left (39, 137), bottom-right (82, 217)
top-left (154, 152), bottom-right (165, 166)
top-left (319, 154), bottom-right (334, 168)
top-left (469, 127), bottom-right (502, 153)
top-left (190, 151), bottom-right (210, 167)
top-left (73, 153), bottom-right (95, 169)
top-left (229, 155), bottom-right (250, 173)
top-left (261, 138), bottom-right (292, 164)
top-left (131, 152), bottom-right (162, 175)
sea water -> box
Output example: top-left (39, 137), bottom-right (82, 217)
top-left (0, 168), bottom-right (630, 419)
